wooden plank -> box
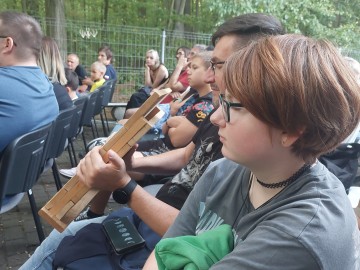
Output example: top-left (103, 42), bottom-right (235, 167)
top-left (39, 88), bottom-right (170, 232)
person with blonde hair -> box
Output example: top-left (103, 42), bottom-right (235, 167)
top-left (89, 61), bottom-right (106, 92)
top-left (38, 36), bottom-right (73, 110)
top-left (144, 49), bottom-right (168, 88)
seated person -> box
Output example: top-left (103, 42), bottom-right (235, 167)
top-left (89, 61), bottom-right (106, 92)
top-left (82, 45), bottom-right (117, 89)
top-left (0, 11), bottom-right (59, 209)
top-left (20, 13), bottom-right (286, 270)
top-left (64, 68), bottom-right (79, 101)
top-left (138, 51), bottom-right (214, 153)
top-left (342, 56), bottom-right (360, 144)
top-left (20, 92), bottom-right (223, 270)
top-left (60, 51), bottom-right (214, 179)
top-left (144, 49), bottom-right (169, 89)
top-left (124, 46), bottom-right (191, 118)
top-left (38, 36), bottom-right (73, 111)
top-left (143, 34), bottom-right (360, 269)
top-left (67, 53), bottom-right (88, 92)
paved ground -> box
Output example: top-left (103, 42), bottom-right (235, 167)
top-left (0, 121), bottom-right (120, 269)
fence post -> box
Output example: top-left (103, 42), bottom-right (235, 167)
top-left (161, 29), bottom-right (166, 63)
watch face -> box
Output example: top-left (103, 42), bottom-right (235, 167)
top-left (112, 180), bottom-right (138, 205)
top-left (113, 189), bottom-right (129, 204)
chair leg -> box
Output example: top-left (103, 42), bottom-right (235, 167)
top-left (103, 107), bottom-right (110, 133)
top-left (69, 140), bottom-right (78, 165)
top-left (27, 189), bottom-right (45, 243)
top-left (82, 131), bottom-right (88, 151)
top-left (52, 161), bottom-right (63, 191)
top-left (92, 117), bottom-right (99, 138)
top-left (67, 144), bottom-right (75, 167)
top-left (100, 112), bottom-right (108, 137)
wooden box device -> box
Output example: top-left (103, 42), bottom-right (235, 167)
top-left (39, 88), bottom-right (171, 232)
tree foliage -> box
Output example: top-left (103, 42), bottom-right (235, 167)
top-left (205, 0), bottom-right (360, 48)
top-left (0, 0), bottom-right (358, 48)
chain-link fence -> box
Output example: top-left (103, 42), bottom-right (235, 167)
top-left (38, 18), bottom-right (212, 101)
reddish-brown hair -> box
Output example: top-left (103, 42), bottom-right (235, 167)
top-left (225, 34), bottom-right (360, 162)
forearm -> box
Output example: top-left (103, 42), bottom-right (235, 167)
top-left (143, 250), bottom-right (158, 269)
top-left (128, 186), bottom-right (179, 236)
top-left (167, 117), bottom-right (197, 148)
top-left (144, 69), bottom-right (152, 86)
top-left (166, 64), bottom-right (183, 90)
top-left (131, 147), bottom-right (188, 175)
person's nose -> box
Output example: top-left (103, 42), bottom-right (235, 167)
top-left (204, 67), bottom-right (215, 84)
top-left (210, 106), bottom-right (225, 127)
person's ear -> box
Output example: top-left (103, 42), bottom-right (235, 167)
top-left (65, 86), bottom-right (71, 93)
top-left (1, 37), bottom-right (15, 54)
top-left (281, 127), bottom-right (305, 147)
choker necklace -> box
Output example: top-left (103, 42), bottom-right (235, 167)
top-left (256, 164), bottom-right (310, 189)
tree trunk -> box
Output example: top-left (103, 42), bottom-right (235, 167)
top-left (45, 0), bottom-right (67, 59)
top-left (174, 0), bottom-right (187, 36)
top-left (103, 0), bottom-right (109, 25)
top-left (167, 0), bottom-right (175, 29)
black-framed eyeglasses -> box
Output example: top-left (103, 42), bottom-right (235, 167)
top-left (219, 94), bottom-right (243, 122)
top-left (0, 36), bottom-right (17, 46)
top-left (210, 60), bottom-right (226, 72)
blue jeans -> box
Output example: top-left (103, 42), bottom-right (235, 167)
top-left (19, 216), bottom-right (106, 270)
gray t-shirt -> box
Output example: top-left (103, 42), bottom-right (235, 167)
top-left (164, 158), bottom-right (360, 269)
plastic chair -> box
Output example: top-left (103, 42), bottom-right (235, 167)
top-left (0, 122), bottom-right (53, 243)
top-left (67, 96), bottom-right (87, 167)
top-left (92, 86), bottom-right (106, 137)
top-left (43, 106), bottom-right (76, 190)
top-left (100, 82), bottom-right (114, 136)
top-left (80, 90), bottom-right (99, 149)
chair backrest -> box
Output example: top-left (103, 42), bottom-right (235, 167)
top-left (47, 106), bottom-right (76, 159)
top-left (68, 96), bottom-right (87, 139)
top-left (107, 79), bottom-right (117, 102)
top-left (93, 86), bottom-right (105, 116)
top-left (80, 90), bottom-right (99, 126)
top-left (101, 82), bottom-right (113, 107)
top-left (0, 122), bottom-right (53, 207)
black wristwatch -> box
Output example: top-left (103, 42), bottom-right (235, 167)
top-left (112, 180), bottom-right (138, 204)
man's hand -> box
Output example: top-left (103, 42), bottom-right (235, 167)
top-left (77, 146), bottom-right (131, 191)
top-left (122, 144), bottom-right (138, 171)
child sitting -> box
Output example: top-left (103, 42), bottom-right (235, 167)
top-left (89, 61), bottom-right (106, 92)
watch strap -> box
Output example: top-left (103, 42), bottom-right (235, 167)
top-left (122, 179), bottom-right (138, 194)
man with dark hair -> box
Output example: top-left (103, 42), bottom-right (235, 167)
top-left (97, 45), bottom-right (117, 81)
top-left (64, 67), bottom-right (79, 101)
top-left (0, 11), bottom-right (58, 154)
top-left (0, 11), bottom-right (58, 208)
top-left (21, 13), bottom-right (284, 270)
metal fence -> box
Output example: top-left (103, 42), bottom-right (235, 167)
top-left (38, 18), bottom-right (360, 102)
top-left (38, 18), bottom-right (212, 101)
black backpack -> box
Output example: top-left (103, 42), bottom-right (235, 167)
top-left (319, 143), bottom-right (360, 193)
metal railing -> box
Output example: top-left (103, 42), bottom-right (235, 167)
top-left (38, 18), bottom-right (212, 100)
top-left (37, 18), bottom-right (360, 101)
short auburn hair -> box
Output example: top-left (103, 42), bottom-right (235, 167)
top-left (225, 34), bottom-right (360, 162)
